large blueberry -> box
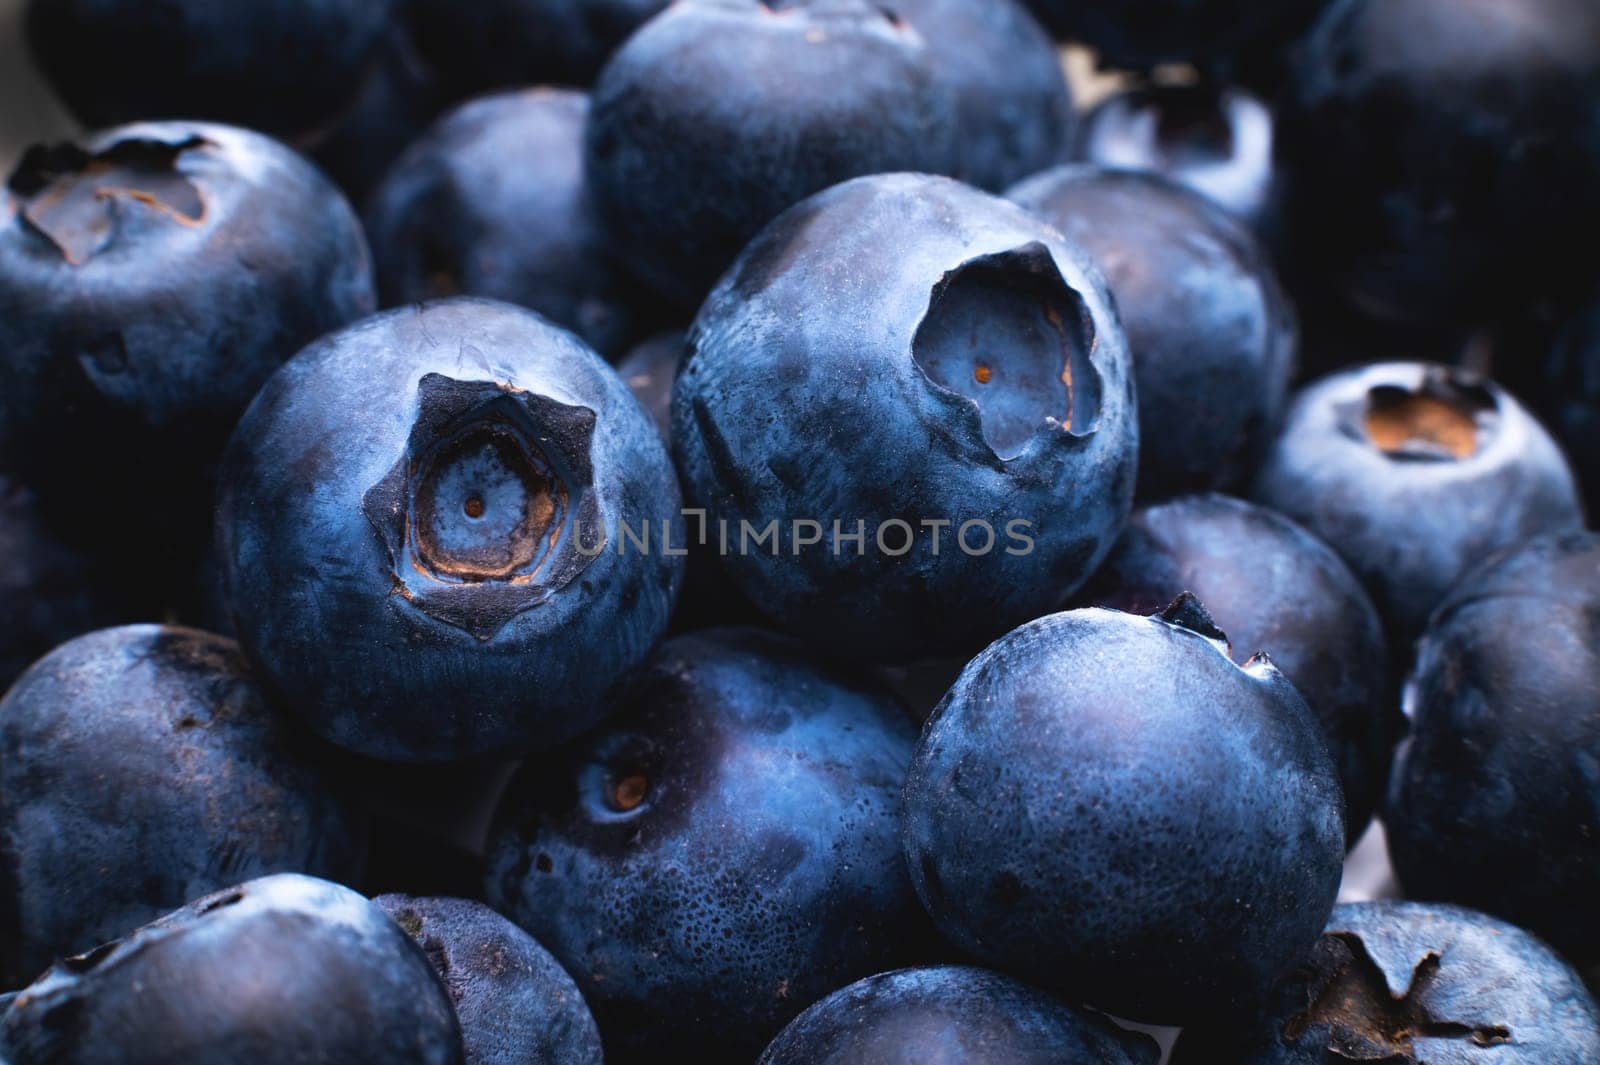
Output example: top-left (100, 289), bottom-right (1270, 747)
top-left (0, 875), bottom-right (464, 1065)
top-left (586, 0), bottom-right (960, 307)
top-left (484, 628), bottom-right (924, 1064)
top-left (373, 895), bottom-right (603, 1065)
top-left (0, 626), bottom-right (367, 987)
top-left (23, 0), bottom-right (392, 138)
top-left (1276, 0), bottom-right (1600, 329)
top-left (756, 966), bottom-right (1159, 1064)
top-left (216, 299), bottom-right (683, 763)
top-left (1023, 0), bottom-right (1328, 72)
top-left (1173, 901), bottom-right (1600, 1063)
top-left (1009, 166), bottom-right (1295, 499)
top-left (674, 173), bottom-right (1137, 662)
top-left (366, 89), bottom-right (641, 359)
top-left (903, 599), bottom-right (1345, 1024)
top-left (1385, 533), bottom-right (1600, 962)
top-left (1078, 494), bottom-right (1394, 845)
top-left (1253, 362), bottom-right (1584, 645)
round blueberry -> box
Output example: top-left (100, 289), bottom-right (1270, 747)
top-left (756, 965), bottom-right (1160, 1064)
top-left (373, 895), bottom-right (603, 1065)
top-left (366, 89), bottom-right (642, 359)
top-left (0, 875), bottom-right (464, 1065)
top-left (585, 0), bottom-right (961, 307)
top-left (484, 627), bottom-right (924, 1064)
top-left (216, 298), bottom-right (684, 763)
top-left (674, 172), bottom-right (1138, 662)
top-left (0, 626), bottom-right (367, 987)
top-left (1252, 362), bottom-right (1584, 645)
top-left (1174, 901), bottom-right (1600, 1063)
top-left (903, 600), bottom-right (1345, 1024)
top-left (1009, 166), bottom-right (1295, 499)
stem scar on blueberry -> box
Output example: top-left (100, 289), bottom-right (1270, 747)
top-left (1359, 370), bottom-right (1497, 462)
top-left (607, 772), bottom-right (650, 813)
top-left (463, 494), bottom-right (486, 519)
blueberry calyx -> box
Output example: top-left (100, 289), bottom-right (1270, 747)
top-left (1351, 367), bottom-right (1498, 463)
top-left (8, 135), bottom-right (209, 266)
top-left (362, 373), bottom-right (604, 639)
top-left (1153, 591), bottom-right (1230, 645)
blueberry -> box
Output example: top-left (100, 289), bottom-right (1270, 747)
top-left (1023, 0), bottom-right (1327, 72)
top-left (756, 965), bottom-right (1160, 1064)
top-left (903, 598), bottom-right (1345, 1024)
top-left (23, 0), bottom-right (393, 138)
top-left (1073, 85), bottom-right (1279, 234)
top-left (586, 0), bottom-right (960, 308)
top-left (1277, 0), bottom-right (1600, 329)
top-left (0, 875), bottom-right (464, 1065)
top-left (1252, 362), bottom-right (1584, 645)
top-left (1009, 166), bottom-right (1295, 499)
top-left (484, 627), bottom-right (924, 1064)
top-left (674, 172), bottom-right (1137, 662)
top-left (1384, 532), bottom-right (1600, 962)
top-left (0, 626), bottom-right (367, 987)
top-left (373, 895), bottom-right (603, 1065)
top-left (216, 298), bottom-right (683, 764)
top-left (1173, 901), bottom-right (1600, 1063)
top-left (1077, 494), bottom-right (1395, 845)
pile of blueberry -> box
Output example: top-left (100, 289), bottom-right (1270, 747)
top-left (1, 0), bottom-right (1598, 1062)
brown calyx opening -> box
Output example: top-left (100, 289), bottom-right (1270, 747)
top-left (607, 773), bottom-right (650, 812)
top-left (1365, 393), bottom-right (1479, 459)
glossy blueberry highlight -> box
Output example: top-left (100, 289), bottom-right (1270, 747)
top-left (0, 875), bottom-right (464, 1065)
top-left (674, 173), bottom-right (1137, 662)
top-left (0, 626), bottom-right (367, 987)
top-left (1385, 533), bottom-right (1600, 963)
top-left (756, 966), bottom-right (1159, 1065)
top-left (485, 628), bottom-right (923, 1064)
top-left (586, 0), bottom-right (960, 307)
top-left (373, 896), bottom-right (603, 1065)
top-left (1173, 901), bottom-right (1600, 1063)
top-left (1253, 362), bottom-right (1584, 644)
top-left (1009, 166), bottom-right (1295, 499)
top-left (217, 299), bottom-right (683, 763)
top-left (1078, 494), bottom-right (1394, 845)
top-left (903, 600), bottom-right (1345, 1024)
top-left (366, 89), bottom-right (641, 359)
top-left (411, 0), bottom-right (670, 91)
top-left (24, 0), bottom-right (393, 138)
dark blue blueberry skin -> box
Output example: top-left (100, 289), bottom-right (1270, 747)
top-left (217, 299), bottom-right (684, 764)
top-left (1276, 0), bottom-right (1600, 330)
top-left (586, 0), bottom-right (960, 308)
top-left (0, 875), bottom-right (464, 1065)
top-left (903, 601), bottom-right (1345, 1024)
top-left (674, 173), bottom-right (1138, 663)
top-left (1023, 0), bottom-right (1327, 72)
top-left (411, 0), bottom-right (670, 92)
top-left (374, 896), bottom-right (603, 1065)
top-left (1173, 901), bottom-right (1600, 1063)
top-left (484, 628), bottom-right (924, 1064)
top-left (367, 89), bottom-right (641, 359)
top-left (24, 0), bottom-right (392, 138)
top-left (0, 626), bottom-right (368, 988)
top-left (1009, 166), bottom-right (1295, 500)
top-left (888, 0), bottom-right (1074, 192)
top-left (756, 966), bottom-right (1160, 1065)
top-left (1077, 494), bottom-right (1395, 846)
top-left (1253, 362), bottom-right (1585, 646)
top-left (1074, 85), bottom-right (1280, 234)
top-left (1385, 533), bottom-right (1600, 963)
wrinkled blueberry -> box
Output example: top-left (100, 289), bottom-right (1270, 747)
top-left (903, 599), bottom-right (1345, 1024)
top-left (1078, 494), bottom-right (1395, 845)
top-left (1253, 362), bottom-right (1584, 644)
top-left (366, 89), bottom-right (642, 359)
top-left (586, 0), bottom-right (960, 307)
top-left (674, 172), bottom-right (1137, 662)
top-left (484, 628), bottom-right (924, 1063)
top-left (1023, 0), bottom-right (1327, 72)
top-left (374, 895), bottom-right (603, 1065)
top-left (0, 626), bottom-right (367, 987)
top-left (0, 874), bottom-right (463, 1065)
top-left (756, 965), bottom-right (1159, 1064)
top-left (1174, 901), bottom-right (1600, 1063)
top-left (1009, 166), bottom-right (1295, 499)
top-left (216, 299), bottom-right (683, 763)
